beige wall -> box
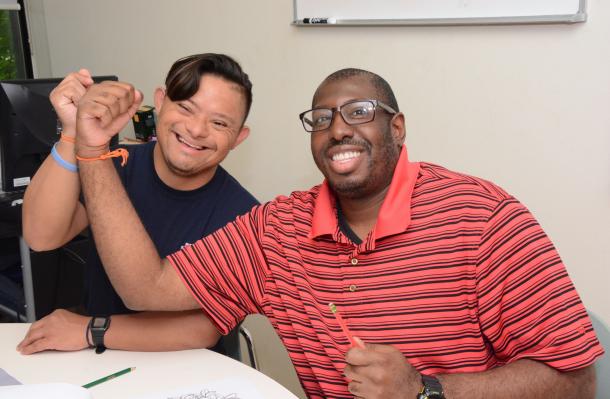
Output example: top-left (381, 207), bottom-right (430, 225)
top-left (31, 0), bottom-right (609, 393)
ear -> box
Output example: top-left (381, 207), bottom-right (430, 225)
top-left (153, 87), bottom-right (167, 112)
top-left (390, 112), bottom-right (406, 146)
top-left (231, 125), bottom-right (250, 149)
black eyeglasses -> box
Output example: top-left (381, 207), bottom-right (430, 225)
top-left (299, 99), bottom-right (397, 133)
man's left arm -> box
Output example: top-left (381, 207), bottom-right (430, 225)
top-left (344, 341), bottom-right (596, 398)
top-left (345, 195), bottom-right (602, 398)
top-left (439, 359), bottom-right (595, 398)
top-left (17, 309), bottom-right (221, 354)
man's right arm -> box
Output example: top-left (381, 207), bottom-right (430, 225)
top-left (79, 155), bottom-right (195, 311)
top-left (76, 81), bottom-right (197, 311)
top-left (22, 70), bottom-right (94, 251)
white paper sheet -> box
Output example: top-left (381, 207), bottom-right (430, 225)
top-left (0, 382), bottom-right (92, 398)
top-left (135, 377), bottom-right (264, 399)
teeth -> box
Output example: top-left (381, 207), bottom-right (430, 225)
top-left (332, 151), bottom-right (361, 161)
top-left (177, 135), bottom-right (204, 150)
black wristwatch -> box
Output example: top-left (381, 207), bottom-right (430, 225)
top-left (417, 375), bottom-right (445, 399)
top-left (88, 316), bottom-right (111, 354)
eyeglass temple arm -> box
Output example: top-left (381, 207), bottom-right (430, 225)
top-left (377, 101), bottom-right (397, 115)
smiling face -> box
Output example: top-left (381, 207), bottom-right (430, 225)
top-left (310, 75), bottom-right (405, 200)
top-left (153, 74), bottom-right (249, 189)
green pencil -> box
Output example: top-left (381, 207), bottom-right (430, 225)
top-left (82, 367), bottom-right (135, 389)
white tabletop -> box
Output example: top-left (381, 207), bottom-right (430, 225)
top-left (0, 323), bottom-right (299, 398)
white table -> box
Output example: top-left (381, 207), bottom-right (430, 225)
top-left (0, 323), bottom-right (299, 398)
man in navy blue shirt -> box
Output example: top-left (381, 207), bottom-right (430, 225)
top-left (18, 54), bottom-right (257, 355)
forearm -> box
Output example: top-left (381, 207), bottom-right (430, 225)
top-left (103, 311), bottom-right (221, 351)
top-left (79, 158), bottom-right (167, 309)
top-left (77, 81), bottom-right (197, 311)
top-left (79, 157), bottom-right (196, 310)
top-left (22, 141), bottom-right (86, 250)
top-left (17, 308), bottom-right (221, 355)
top-left (438, 359), bottom-right (596, 399)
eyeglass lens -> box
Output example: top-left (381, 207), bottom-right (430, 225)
top-left (302, 101), bottom-right (376, 132)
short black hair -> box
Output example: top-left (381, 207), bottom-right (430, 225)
top-left (316, 68), bottom-right (399, 112)
top-left (165, 53), bottom-right (253, 123)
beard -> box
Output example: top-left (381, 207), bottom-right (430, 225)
top-left (325, 126), bottom-right (400, 199)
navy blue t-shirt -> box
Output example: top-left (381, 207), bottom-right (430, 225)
top-left (83, 141), bottom-right (259, 315)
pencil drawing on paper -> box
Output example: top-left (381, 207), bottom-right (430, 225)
top-left (167, 389), bottom-right (242, 399)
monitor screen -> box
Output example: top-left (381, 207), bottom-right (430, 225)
top-left (0, 76), bottom-right (118, 192)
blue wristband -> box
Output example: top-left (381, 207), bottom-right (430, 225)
top-left (51, 142), bottom-right (78, 173)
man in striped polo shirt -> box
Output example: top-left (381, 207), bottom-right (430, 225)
top-left (75, 68), bottom-right (603, 399)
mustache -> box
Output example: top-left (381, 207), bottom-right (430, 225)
top-left (326, 138), bottom-right (371, 153)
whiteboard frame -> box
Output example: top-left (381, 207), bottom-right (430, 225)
top-left (293, 0), bottom-right (587, 26)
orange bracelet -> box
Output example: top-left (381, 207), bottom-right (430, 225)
top-left (76, 148), bottom-right (129, 166)
top-left (60, 133), bottom-right (76, 144)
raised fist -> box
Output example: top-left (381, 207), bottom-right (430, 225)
top-left (75, 81), bottom-right (142, 157)
top-left (50, 69), bottom-right (94, 137)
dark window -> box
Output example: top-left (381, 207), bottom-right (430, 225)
top-left (0, 1), bottom-right (33, 80)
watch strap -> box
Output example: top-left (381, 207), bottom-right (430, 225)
top-left (89, 316), bottom-right (111, 354)
top-left (417, 374), bottom-right (445, 399)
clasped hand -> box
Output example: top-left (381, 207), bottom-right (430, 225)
top-left (75, 81), bottom-right (143, 158)
top-left (344, 337), bottom-right (422, 399)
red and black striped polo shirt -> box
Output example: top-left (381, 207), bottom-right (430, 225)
top-left (169, 146), bottom-right (603, 399)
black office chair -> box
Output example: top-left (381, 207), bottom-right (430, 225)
top-left (0, 237), bottom-right (26, 322)
top-left (0, 272), bottom-right (26, 321)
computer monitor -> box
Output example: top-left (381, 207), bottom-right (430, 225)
top-left (0, 76), bottom-right (118, 192)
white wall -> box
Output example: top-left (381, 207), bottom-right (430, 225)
top-left (33, 0), bottom-right (609, 380)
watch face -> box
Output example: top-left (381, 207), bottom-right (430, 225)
top-left (92, 317), bottom-right (107, 328)
top-left (420, 375), bottom-right (445, 399)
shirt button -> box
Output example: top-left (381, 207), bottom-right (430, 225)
top-left (350, 258), bottom-right (358, 265)
top-left (348, 284), bottom-right (358, 292)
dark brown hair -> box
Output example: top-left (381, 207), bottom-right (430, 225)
top-left (165, 53), bottom-right (253, 123)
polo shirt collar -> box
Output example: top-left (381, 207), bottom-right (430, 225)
top-left (309, 145), bottom-right (420, 241)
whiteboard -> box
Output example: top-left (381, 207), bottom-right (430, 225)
top-left (293, 0), bottom-right (587, 26)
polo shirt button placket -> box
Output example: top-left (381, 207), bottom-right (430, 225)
top-left (348, 257), bottom-right (359, 292)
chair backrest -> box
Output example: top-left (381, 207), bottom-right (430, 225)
top-left (238, 315), bottom-right (307, 399)
top-left (589, 311), bottom-right (609, 399)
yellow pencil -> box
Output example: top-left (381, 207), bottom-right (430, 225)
top-left (82, 367), bottom-right (135, 389)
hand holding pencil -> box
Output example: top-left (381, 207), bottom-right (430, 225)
top-left (333, 303), bottom-right (422, 398)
